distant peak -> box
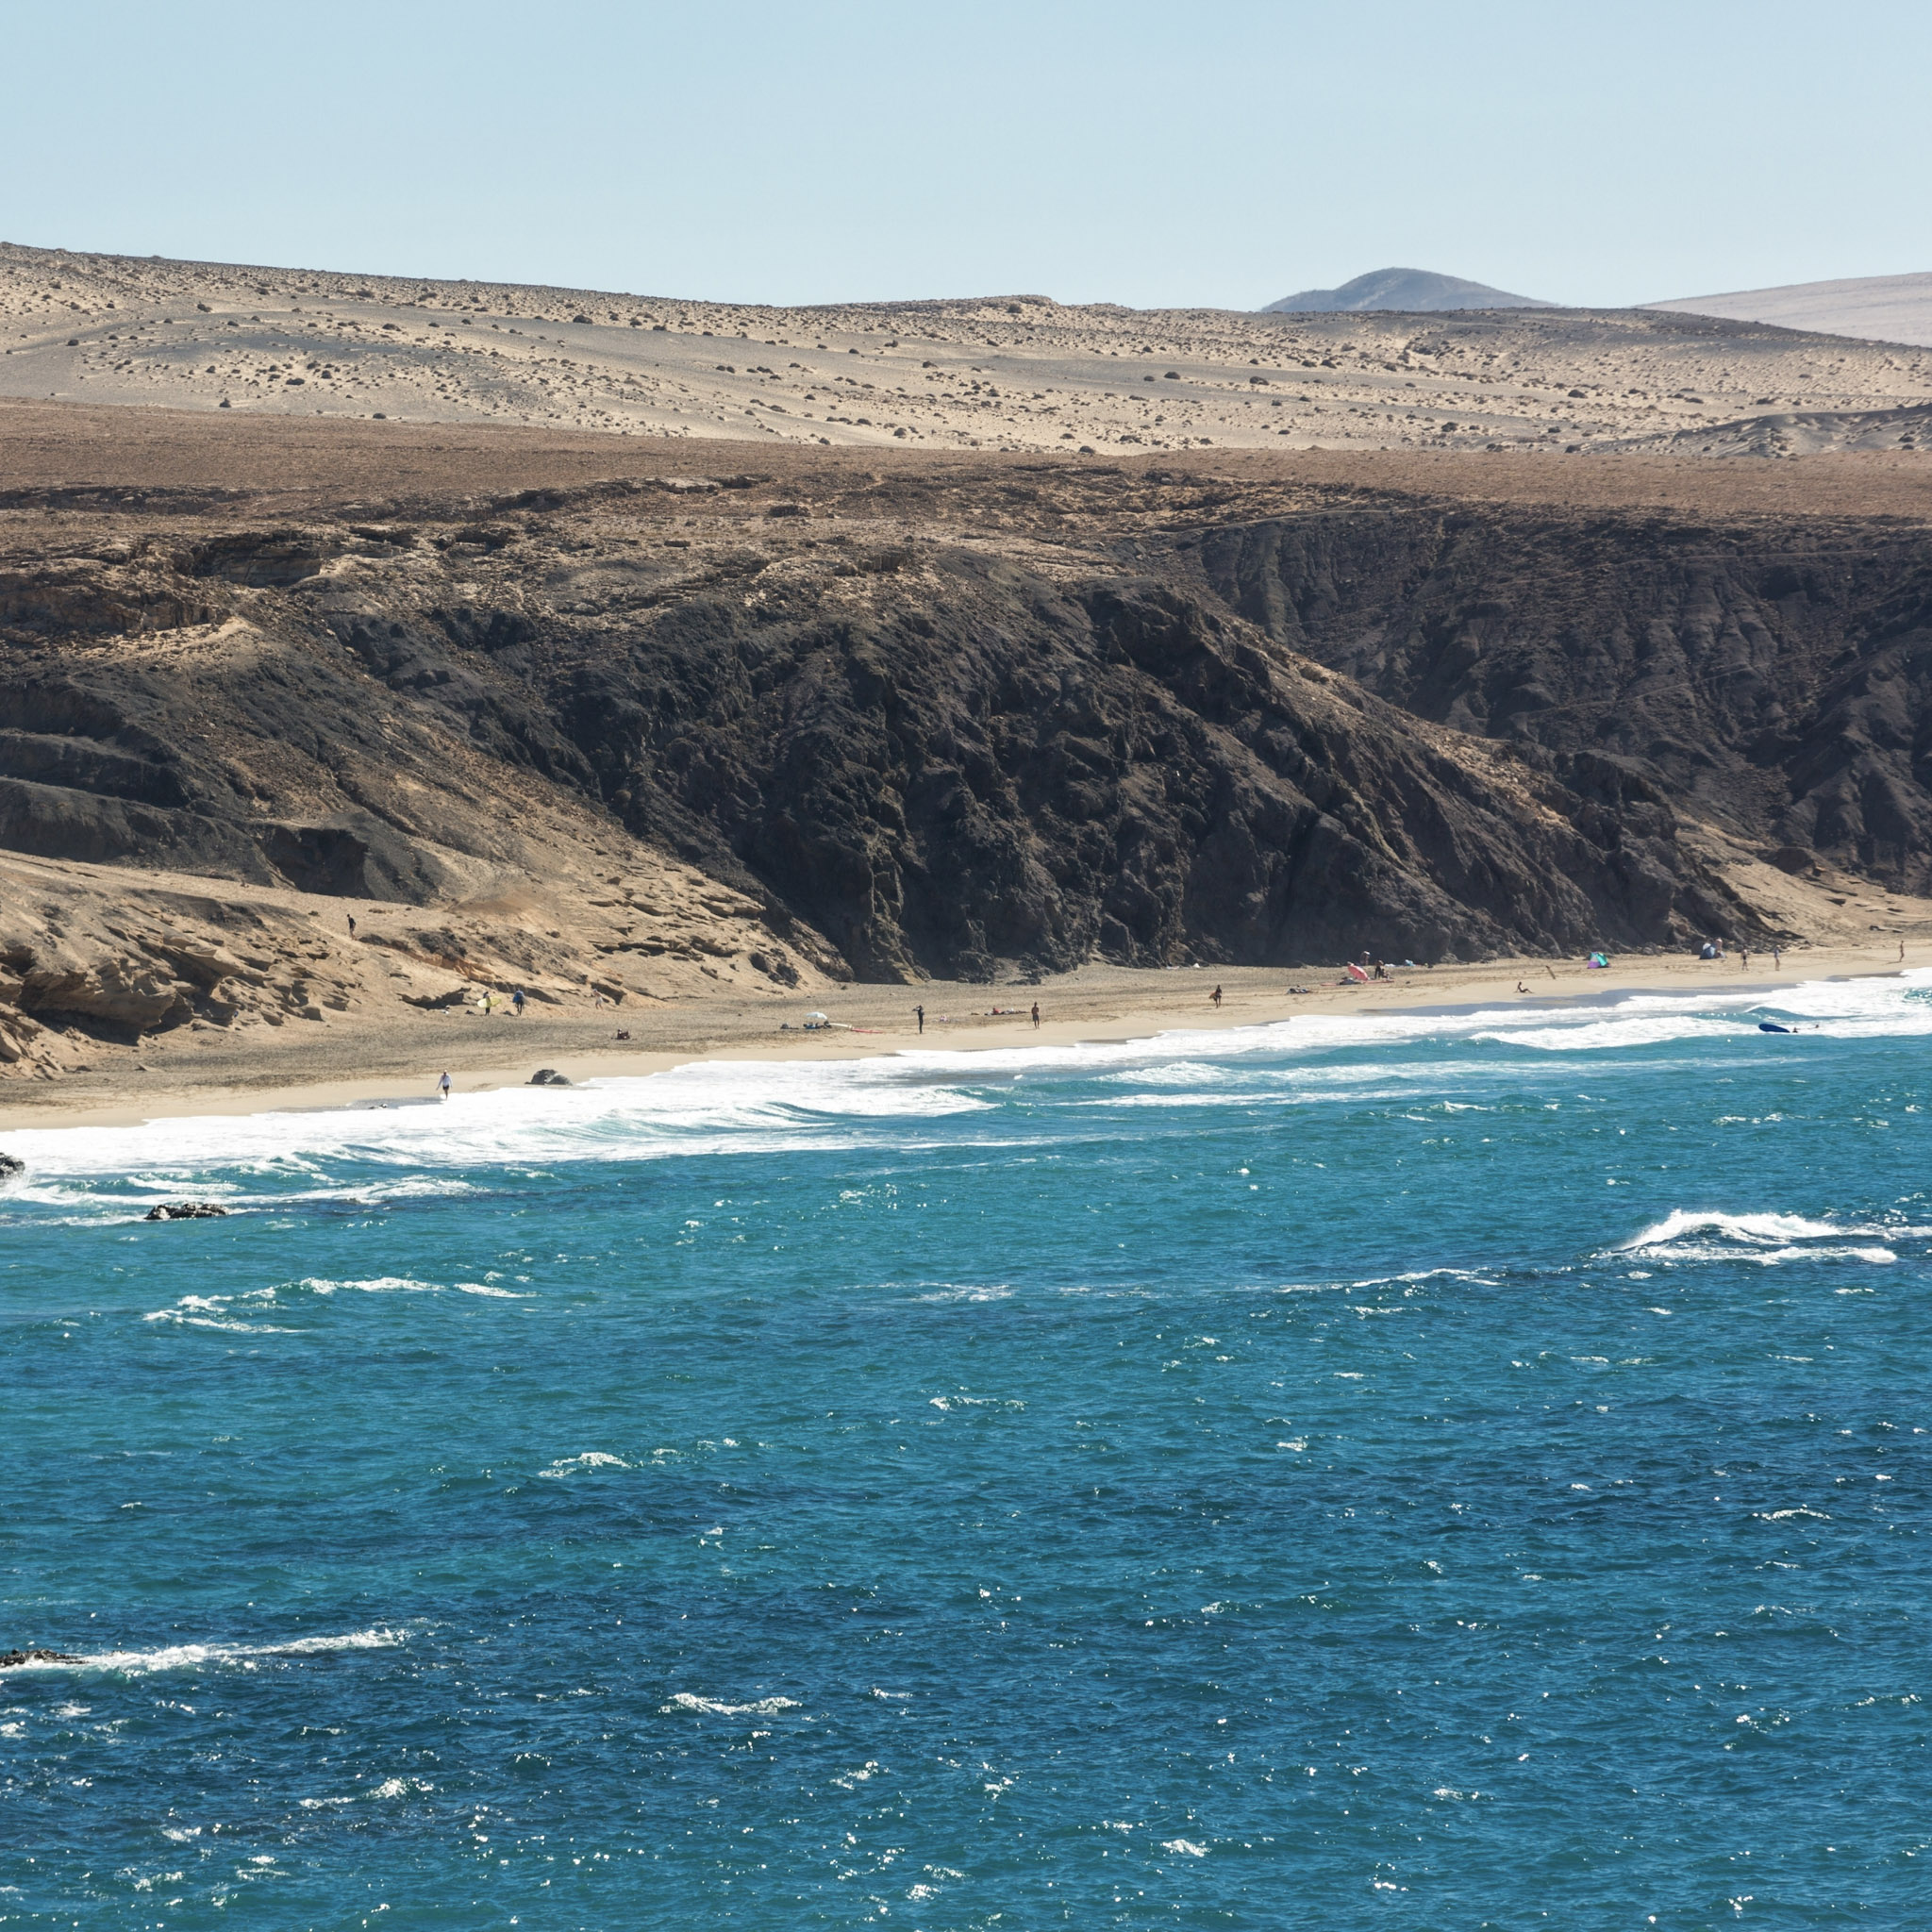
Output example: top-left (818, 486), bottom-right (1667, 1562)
top-left (1261, 267), bottom-right (1555, 315)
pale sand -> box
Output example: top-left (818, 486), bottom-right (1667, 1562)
top-left (1, 943), bottom-right (1917, 1135)
top-left (8, 241), bottom-right (1932, 460)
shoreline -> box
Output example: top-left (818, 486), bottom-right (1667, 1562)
top-left (0, 949), bottom-right (1916, 1137)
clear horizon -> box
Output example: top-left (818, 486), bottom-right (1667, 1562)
top-left (5, 0), bottom-right (1929, 313)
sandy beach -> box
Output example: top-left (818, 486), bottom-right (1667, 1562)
top-left (1, 941), bottom-right (1917, 1135)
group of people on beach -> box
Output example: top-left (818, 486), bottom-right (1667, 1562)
top-left (912, 1003), bottom-right (1041, 1034)
top-left (434, 985), bottom-right (532, 1097)
top-left (1699, 939), bottom-right (1784, 972)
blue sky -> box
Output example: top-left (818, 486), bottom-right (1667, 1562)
top-left (6, 0), bottom-right (1927, 310)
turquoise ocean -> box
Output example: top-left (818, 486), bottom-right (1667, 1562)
top-left (3, 972), bottom-right (1929, 1928)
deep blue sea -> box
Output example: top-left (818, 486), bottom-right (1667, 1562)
top-left (4, 974), bottom-right (1929, 1929)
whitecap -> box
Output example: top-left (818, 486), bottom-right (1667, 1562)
top-left (1623, 1210), bottom-right (1848, 1248)
top-left (537, 1453), bottom-right (631, 1478)
top-left (662, 1692), bottom-right (801, 1716)
top-left (298, 1275), bottom-right (445, 1296)
top-left (1615, 1208), bottom-right (1911, 1267)
top-left (2, 1625), bottom-right (408, 1675)
top-left (1480, 1015), bottom-right (1744, 1053)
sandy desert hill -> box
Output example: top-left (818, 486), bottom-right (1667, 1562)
top-left (5, 242), bottom-right (1931, 462)
top-left (1654, 272), bottom-right (1932, 350)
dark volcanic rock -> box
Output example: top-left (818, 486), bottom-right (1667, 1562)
top-left (14, 475), bottom-right (1922, 979)
top-left (0, 509), bottom-right (1790, 976)
top-left (144, 1201), bottom-right (229, 1220)
top-left (528, 1068), bottom-right (571, 1085)
top-left (465, 558), bottom-right (1758, 973)
top-left (0, 1151), bottom-right (21, 1177)
top-left (0, 1648), bottom-right (80, 1668)
top-left (1187, 508), bottom-right (1932, 890)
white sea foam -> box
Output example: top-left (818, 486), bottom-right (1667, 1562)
top-left (368, 1776), bottom-right (432, 1799)
top-left (1481, 1014), bottom-right (1745, 1052)
top-left (144, 1274), bottom-right (526, 1327)
top-left (1614, 1208), bottom-right (1919, 1267)
top-left (301, 1275), bottom-right (453, 1296)
top-left (663, 1692), bottom-right (801, 1717)
top-left (538, 1453), bottom-right (631, 1477)
top-left (6, 969), bottom-right (1929, 1190)
top-left (0, 1625), bottom-right (408, 1675)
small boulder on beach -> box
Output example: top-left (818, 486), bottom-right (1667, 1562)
top-left (528, 1068), bottom-right (571, 1086)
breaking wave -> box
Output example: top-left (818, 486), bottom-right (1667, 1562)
top-left (1, 1626), bottom-right (410, 1676)
top-left (1614, 1208), bottom-right (1923, 1267)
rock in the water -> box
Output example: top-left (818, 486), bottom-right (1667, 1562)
top-left (528, 1068), bottom-right (571, 1086)
top-left (144, 1201), bottom-right (229, 1220)
top-left (0, 1648), bottom-right (81, 1668)
top-left (0, 1152), bottom-right (22, 1178)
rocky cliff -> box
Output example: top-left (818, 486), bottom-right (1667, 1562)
top-left (1182, 508), bottom-right (1932, 888)
top-left (3, 447), bottom-right (1851, 991)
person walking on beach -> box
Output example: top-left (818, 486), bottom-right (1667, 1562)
top-left (1210, 985), bottom-right (1223, 1008)
top-left (347, 914), bottom-right (356, 937)
top-left (1031, 1002), bottom-right (1041, 1028)
top-left (1773, 944), bottom-right (1782, 970)
top-left (1740, 946), bottom-right (1750, 972)
top-left (438, 1071), bottom-right (452, 1100)
top-left (512, 988), bottom-right (525, 1016)
top-left (915, 1004), bottom-right (924, 1035)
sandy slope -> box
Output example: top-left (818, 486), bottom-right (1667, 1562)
top-left (7, 242), bottom-right (1932, 460)
top-left (1652, 273), bottom-right (1932, 350)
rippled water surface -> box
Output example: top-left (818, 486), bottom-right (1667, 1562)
top-left (5, 974), bottom-right (1930, 1927)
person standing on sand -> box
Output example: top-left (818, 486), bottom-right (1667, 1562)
top-left (1210, 985), bottom-right (1223, 1008)
top-left (439, 1071), bottom-right (451, 1100)
top-left (1740, 946), bottom-right (1750, 972)
top-left (347, 914), bottom-right (356, 937)
top-left (512, 988), bottom-right (525, 1016)
top-left (915, 1004), bottom-right (924, 1035)
top-left (1773, 944), bottom-right (1782, 970)
top-left (1031, 1002), bottom-right (1041, 1028)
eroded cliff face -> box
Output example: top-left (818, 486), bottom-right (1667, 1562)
top-left (1184, 509), bottom-right (1932, 889)
top-left (0, 464), bottom-right (1808, 986)
top-left (425, 560), bottom-right (1758, 974)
